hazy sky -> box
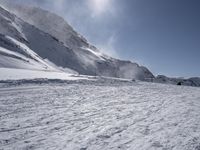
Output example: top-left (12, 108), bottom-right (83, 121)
top-left (3, 0), bottom-right (200, 77)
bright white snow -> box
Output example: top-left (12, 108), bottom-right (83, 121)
top-left (0, 68), bottom-right (89, 81)
top-left (0, 80), bottom-right (200, 150)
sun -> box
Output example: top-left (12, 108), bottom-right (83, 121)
top-left (87, 0), bottom-right (112, 16)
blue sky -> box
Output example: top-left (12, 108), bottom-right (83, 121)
top-left (5, 0), bottom-right (200, 77)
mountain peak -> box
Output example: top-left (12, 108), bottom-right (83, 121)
top-left (0, 4), bottom-right (154, 80)
top-left (1, 2), bottom-right (90, 49)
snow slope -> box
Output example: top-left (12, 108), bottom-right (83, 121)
top-left (0, 80), bottom-right (200, 150)
top-left (3, 4), bottom-right (90, 49)
top-left (0, 3), bottom-right (154, 80)
top-left (0, 34), bottom-right (55, 70)
top-left (0, 5), bottom-right (77, 73)
top-left (0, 68), bottom-right (88, 81)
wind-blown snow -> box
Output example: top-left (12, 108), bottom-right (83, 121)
top-left (0, 4), bottom-right (154, 80)
top-left (0, 81), bottom-right (200, 150)
top-left (81, 47), bottom-right (106, 61)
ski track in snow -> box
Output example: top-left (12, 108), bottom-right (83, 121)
top-left (0, 81), bottom-right (200, 150)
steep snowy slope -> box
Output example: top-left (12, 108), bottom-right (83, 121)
top-left (0, 34), bottom-right (55, 70)
top-left (3, 4), bottom-right (90, 49)
top-left (0, 6), bottom-right (85, 74)
top-left (0, 3), bottom-right (154, 80)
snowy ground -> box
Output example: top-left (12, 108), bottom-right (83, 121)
top-left (0, 68), bottom-right (88, 81)
top-left (0, 80), bottom-right (200, 150)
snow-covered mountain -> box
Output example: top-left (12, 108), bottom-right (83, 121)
top-left (152, 75), bottom-right (200, 87)
top-left (3, 4), bottom-right (90, 49)
top-left (0, 34), bottom-right (54, 70)
top-left (0, 3), bottom-right (154, 80)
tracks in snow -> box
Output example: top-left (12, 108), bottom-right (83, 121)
top-left (0, 82), bottom-right (200, 150)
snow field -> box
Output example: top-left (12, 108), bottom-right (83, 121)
top-left (0, 81), bottom-right (200, 150)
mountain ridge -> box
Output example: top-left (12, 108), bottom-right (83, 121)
top-left (0, 3), bottom-right (199, 87)
top-left (0, 3), bottom-right (154, 80)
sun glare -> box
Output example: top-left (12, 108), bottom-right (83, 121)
top-left (87, 0), bottom-right (112, 16)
